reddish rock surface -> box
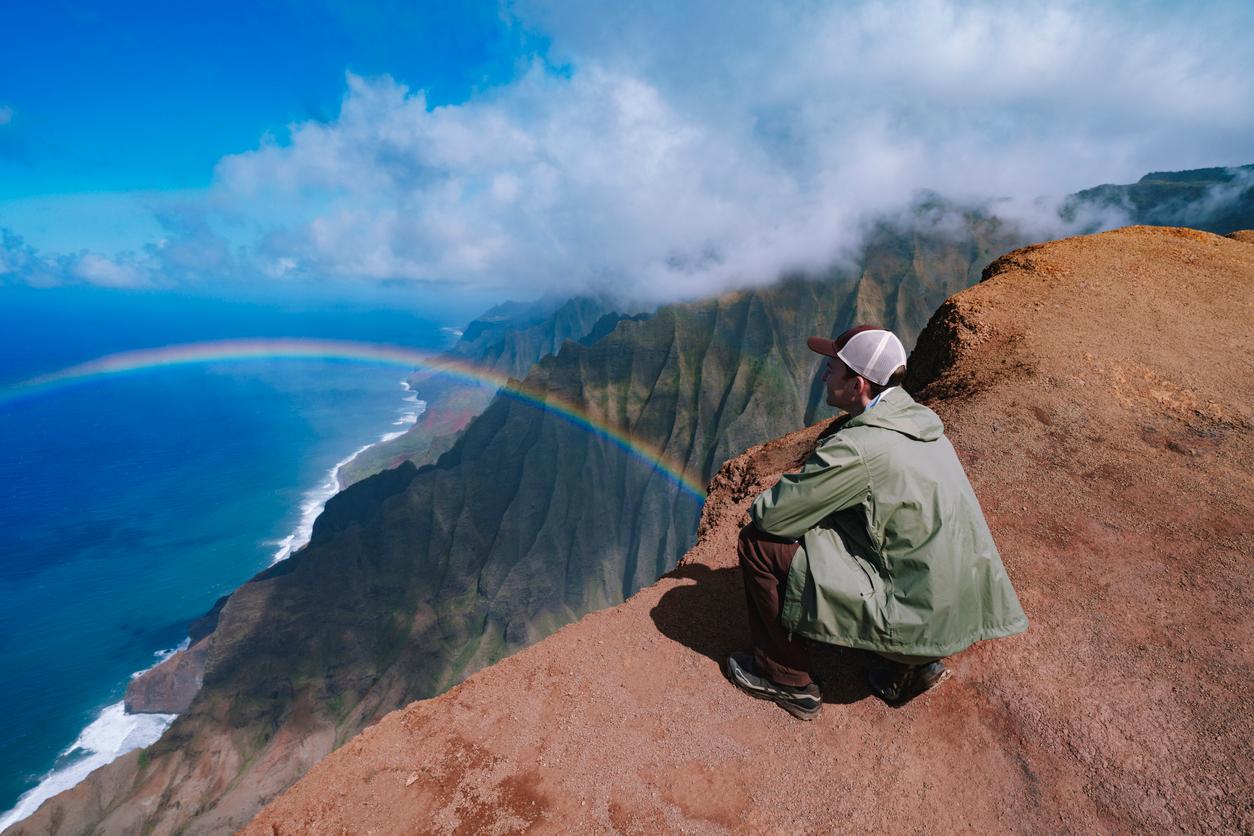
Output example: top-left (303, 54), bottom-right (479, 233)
top-left (124, 638), bottom-right (209, 715)
top-left (242, 227), bottom-right (1253, 834)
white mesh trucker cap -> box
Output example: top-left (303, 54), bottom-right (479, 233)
top-left (835, 329), bottom-right (907, 385)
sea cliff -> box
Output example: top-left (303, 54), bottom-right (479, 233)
top-left (245, 226), bottom-right (1254, 833)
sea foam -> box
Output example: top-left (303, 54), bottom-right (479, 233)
top-left (0, 648), bottom-right (181, 831)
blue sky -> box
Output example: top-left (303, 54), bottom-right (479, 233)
top-left (1, 1), bottom-right (534, 196)
top-left (1, 0), bottom-right (539, 274)
top-left (2, 1), bottom-right (1252, 302)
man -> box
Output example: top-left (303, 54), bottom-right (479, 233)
top-left (726, 326), bottom-right (1028, 720)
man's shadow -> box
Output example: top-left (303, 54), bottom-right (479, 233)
top-left (650, 563), bottom-right (874, 705)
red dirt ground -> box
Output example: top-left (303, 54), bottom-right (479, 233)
top-left (244, 227), bottom-right (1253, 834)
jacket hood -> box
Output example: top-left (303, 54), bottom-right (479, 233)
top-left (846, 387), bottom-right (944, 441)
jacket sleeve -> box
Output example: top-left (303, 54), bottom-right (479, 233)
top-left (750, 436), bottom-right (868, 540)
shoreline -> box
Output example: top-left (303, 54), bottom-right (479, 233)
top-left (268, 379), bottom-right (426, 565)
top-left (0, 644), bottom-right (184, 831)
top-left (0, 378), bottom-right (426, 830)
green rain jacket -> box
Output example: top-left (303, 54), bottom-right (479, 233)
top-left (751, 388), bottom-right (1027, 657)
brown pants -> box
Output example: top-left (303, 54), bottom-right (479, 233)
top-left (739, 524), bottom-right (942, 685)
top-left (737, 523), bottom-right (812, 687)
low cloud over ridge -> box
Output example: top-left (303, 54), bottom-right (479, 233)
top-left (5, 0), bottom-right (1253, 300)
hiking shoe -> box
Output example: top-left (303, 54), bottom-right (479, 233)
top-left (867, 659), bottom-right (951, 705)
top-left (725, 652), bottom-right (822, 721)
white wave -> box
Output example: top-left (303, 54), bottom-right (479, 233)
top-left (391, 407), bottom-right (422, 426)
top-left (268, 388), bottom-right (426, 565)
top-left (399, 378), bottom-right (420, 405)
top-left (268, 439), bottom-right (370, 564)
top-left (130, 639), bottom-right (190, 679)
top-left (0, 656), bottom-right (181, 831)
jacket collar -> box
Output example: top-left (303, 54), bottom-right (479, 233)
top-left (845, 388), bottom-right (944, 441)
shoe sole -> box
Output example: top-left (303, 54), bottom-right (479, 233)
top-left (725, 657), bottom-right (821, 721)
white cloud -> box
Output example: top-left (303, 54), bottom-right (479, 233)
top-left (0, 208), bottom-right (238, 289)
top-left (69, 252), bottom-right (147, 288)
top-left (203, 0), bottom-right (1253, 302)
top-left (0, 229), bottom-right (144, 288)
top-left (11, 1), bottom-right (1254, 298)
top-left (217, 67), bottom-right (826, 299)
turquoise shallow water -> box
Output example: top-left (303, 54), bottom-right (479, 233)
top-left (0, 286), bottom-right (460, 822)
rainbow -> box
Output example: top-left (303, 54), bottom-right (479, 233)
top-left (0, 338), bottom-right (706, 501)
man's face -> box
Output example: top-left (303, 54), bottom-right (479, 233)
top-left (823, 356), bottom-right (862, 411)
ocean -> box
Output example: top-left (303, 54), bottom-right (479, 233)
top-left (0, 285), bottom-right (462, 826)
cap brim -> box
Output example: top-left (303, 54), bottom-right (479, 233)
top-left (806, 336), bottom-right (838, 357)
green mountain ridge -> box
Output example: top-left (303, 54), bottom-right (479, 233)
top-left (1064, 163), bottom-right (1254, 234)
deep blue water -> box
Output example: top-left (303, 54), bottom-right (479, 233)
top-left (0, 286), bottom-right (463, 822)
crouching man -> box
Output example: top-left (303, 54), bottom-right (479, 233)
top-left (726, 326), bottom-right (1028, 720)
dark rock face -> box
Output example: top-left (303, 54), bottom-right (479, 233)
top-left (309, 460), bottom-right (418, 544)
top-left (188, 595), bottom-right (228, 644)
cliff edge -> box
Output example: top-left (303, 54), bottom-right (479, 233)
top-left (240, 226), bottom-right (1252, 833)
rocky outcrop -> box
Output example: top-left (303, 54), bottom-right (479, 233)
top-left (244, 226), bottom-right (1254, 833)
top-left (124, 639), bottom-right (209, 715)
top-left (124, 595), bottom-right (225, 715)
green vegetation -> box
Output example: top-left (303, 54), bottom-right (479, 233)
top-left (1064, 164), bottom-right (1254, 234)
